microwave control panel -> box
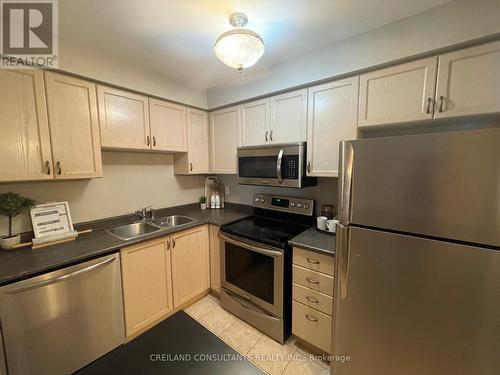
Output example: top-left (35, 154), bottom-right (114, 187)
top-left (282, 155), bottom-right (299, 179)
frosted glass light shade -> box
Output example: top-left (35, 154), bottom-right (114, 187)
top-left (214, 29), bottom-right (264, 72)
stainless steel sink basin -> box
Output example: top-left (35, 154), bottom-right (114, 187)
top-left (152, 215), bottom-right (194, 228)
top-left (107, 222), bottom-right (160, 240)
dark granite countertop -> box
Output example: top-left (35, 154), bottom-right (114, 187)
top-left (289, 227), bottom-right (336, 256)
top-left (0, 203), bottom-right (252, 286)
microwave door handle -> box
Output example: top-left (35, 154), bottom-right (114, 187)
top-left (277, 149), bottom-right (284, 184)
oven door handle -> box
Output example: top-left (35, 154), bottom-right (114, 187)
top-left (219, 232), bottom-right (283, 258)
top-left (276, 149), bottom-right (284, 184)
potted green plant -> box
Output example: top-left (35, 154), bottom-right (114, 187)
top-left (0, 192), bottom-right (35, 250)
top-left (199, 196), bottom-right (207, 210)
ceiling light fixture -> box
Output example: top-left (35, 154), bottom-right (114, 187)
top-left (214, 12), bottom-right (264, 73)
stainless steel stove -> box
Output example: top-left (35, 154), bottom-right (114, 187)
top-left (219, 193), bottom-right (314, 343)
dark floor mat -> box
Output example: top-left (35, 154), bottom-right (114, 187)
top-left (75, 311), bottom-right (264, 375)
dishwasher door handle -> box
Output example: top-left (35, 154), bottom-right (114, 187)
top-left (5, 257), bottom-right (116, 294)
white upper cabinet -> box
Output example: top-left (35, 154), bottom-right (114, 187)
top-left (239, 98), bottom-right (270, 146)
top-left (307, 77), bottom-right (359, 177)
top-left (44, 72), bottom-right (102, 179)
top-left (209, 106), bottom-right (239, 174)
top-left (97, 86), bottom-right (150, 150)
top-left (435, 40), bottom-right (500, 119)
top-left (358, 57), bottom-right (438, 127)
top-left (174, 108), bottom-right (209, 174)
top-left (0, 70), bottom-right (53, 182)
top-left (270, 89), bottom-right (308, 143)
top-left (149, 99), bottom-right (188, 152)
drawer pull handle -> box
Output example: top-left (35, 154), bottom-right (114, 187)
top-left (306, 258), bottom-right (320, 264)
top-left (306, 296), bottom-right (319, 303)
top-left (306, 277), bottom-right (319, 285)
top-left (305, 314), bottom-right (318, 322)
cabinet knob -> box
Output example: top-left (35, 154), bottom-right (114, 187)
top-left (269, 130), bottom-right (273, 141)
top-left (265, 131), bottom-right (268, 142)
top-left (56, 161), bottom-right (62, 175)
top-left (307, 161), bottom-right (311, 173)
top-left (167, 239), bottom-right (171, 250)
top-left (153, 136), bottom-right (156, 147)
top-left (45, 161), bottom-right (51, 175)
top-left (172, 238), bottom-right (176, 248)
top-left (146, 136), bottom-right (150, 146)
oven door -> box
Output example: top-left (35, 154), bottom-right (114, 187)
top-left (220, 232), bottom-right (284, 317)
top-left (237, 144), bottom-right (303, 188)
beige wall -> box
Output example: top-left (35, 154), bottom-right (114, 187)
top-left (219, 175), bottom-right (338, 216)
top-left (58, 41), bottom-right (208, 109)
top-left (207, 0), bottom-right (500, 107)
top-left (0, 152), bottom-right (205, 236)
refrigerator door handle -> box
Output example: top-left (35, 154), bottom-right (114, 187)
top-left (338, 141), bottom-right (354, 226)
top-left (337, 224), bottom-right (350, 299)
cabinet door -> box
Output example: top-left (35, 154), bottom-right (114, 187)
top-left (97, 85), bottom-right (150, 150)
top-left (307, 77), bottom-right (358, 177)
top-left (358, 57), bottom-right (437, 127)
top-left (0, 70), bottom-right (53, 182)
top-left (120, 238), bottom-right (173, 338)
top-left (174, 108), bottom-right (209, 174)
top-left (209, 225), bottom-right (221, 293)
top-left (44, 72), bottom-right (102, 179)
top-left (435, 40), bottom-right (500, 119)
top-left (270, 89), bottom-right (307, 143)
top-left (239, 98), bottom-right (270, 146)
top-left (209, 106), bottom-right (239, 174)
top-left (149, 99), bottom-right (187, 152)
top-left (171, 225), bottom-right (210, 308)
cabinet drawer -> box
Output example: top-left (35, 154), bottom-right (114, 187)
top-left (293, 247), bottom-right (334, 276)
top-left (293, 264), bottom-right (334, 296)
top-left (292, 282), bottom-right (333, 316)
top-left (292, 300), bottom-right (332, 353)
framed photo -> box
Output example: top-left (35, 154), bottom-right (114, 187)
top-left (30, 202), bottom-right (74, 239)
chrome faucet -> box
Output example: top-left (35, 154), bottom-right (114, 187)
top-left (135, 206), bottom-right (155, 222)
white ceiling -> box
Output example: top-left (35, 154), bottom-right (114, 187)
top-left (60, 0), bottom-right (452, 91)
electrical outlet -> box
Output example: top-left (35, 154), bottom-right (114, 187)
top-left (225, 186), bottom-right (230, 195)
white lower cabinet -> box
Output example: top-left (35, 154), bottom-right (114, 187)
top-left (292, 247), bottom-right (335, 353)
top-left (209, 225), bottom-right (222, 293)
top-left (120, 225), bottom-right (210, 340)
top-left (307, 77), bottom-right (359, 177)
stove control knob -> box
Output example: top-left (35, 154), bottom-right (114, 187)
top-left (255, 197), bottom-right (261, 202)
top-left (304, 203), bottom-right (309, 209)
top-left (290, 202), bottom-right (296, 207)
top-left (297, 203), bottom-right (303, 208)
top-left (261, 198), bottom-right (265, 203)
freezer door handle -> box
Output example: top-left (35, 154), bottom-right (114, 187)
top-left (337, 224), bottom-right (350, 299)
top-left (338, 141), bottom-right (354, 226)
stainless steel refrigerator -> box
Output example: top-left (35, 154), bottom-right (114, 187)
top-left (332, 128), bottom-right (500, 375)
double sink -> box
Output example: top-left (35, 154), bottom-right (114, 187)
top-left (107, 215), bottom-right (195, 241)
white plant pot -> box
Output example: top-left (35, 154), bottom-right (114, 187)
top-left (200, 203), bottom-right (207, 210)
top-left (0, 235), bottom-right (21, 250)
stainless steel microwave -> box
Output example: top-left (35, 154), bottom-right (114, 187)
top-left (237, 142), bottom-right (317, 188)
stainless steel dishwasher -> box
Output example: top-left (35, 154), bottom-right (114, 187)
top-left (0, 253), bottom-right (125, 375)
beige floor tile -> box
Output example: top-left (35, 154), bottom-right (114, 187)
top-left (184, 295), bottom-right (218, 320)
top-left (285, 335), bottom-right (299, 349)
top-left (220, 319), bottom-right (263, 354)
top-left (247, 335), bottom-right (296, 375)
top-left (283, 351), bottom-right (330, 375)
top-left (297, 344), bottom-right (330, 369)
top-left (199, 305), bottom-right (237, 335)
